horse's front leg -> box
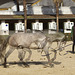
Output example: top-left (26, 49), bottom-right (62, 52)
top-left (18, 48), bottom-right (32, 62)
top-left (18, 48), bottom-right (32, 67)
top-left (57, 41), bottom-right (62, 51)
top-left (43, 49), bottom-right (51, 65)
top-left (43, 42), bottom-right (52, 67)
top-left (18, 49), bottom-right (29, 67)
top-left (4, 46), bottom-right (15, 68)
top-left (24, 48), bottom-right (32, 62)
top-left (18, 49), bottom-right (26, 61)
top-left (51, 50), bottom-right (57, 62)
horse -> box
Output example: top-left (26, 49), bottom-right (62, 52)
top-left (0, 31), bottom-right (66, 68)
top-left (0, 32), bottom-right (53, 68)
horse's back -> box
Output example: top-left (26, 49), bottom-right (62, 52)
top-left (8, 32), bottom-right (46, 47)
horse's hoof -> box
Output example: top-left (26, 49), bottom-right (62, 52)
top-left (3, 63), bottom-right (9, 68)
top-left (4, 66), bottom-right (7, 68)
top-left (21, 64), bottom-right (30, 68)
top-left (22, 64), bottom-right (30, 68)
top-left (49, 64), bottom-right (54, 68)
top-left (43, 65), bottom-right (49, 68)
top-left (25, 64), bottom-right (30, 68)
top-left (23, 62), bottom-right (30, 68)
top-left (4, 65), bottom-right (8, 68)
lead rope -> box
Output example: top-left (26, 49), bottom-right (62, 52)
top-left (42, 43), bottom-right (73, 56)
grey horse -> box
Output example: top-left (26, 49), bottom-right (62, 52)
top-left (0, 32), bottom-right (53, 68)
top-left (0, 31), bottom-right (65, 68)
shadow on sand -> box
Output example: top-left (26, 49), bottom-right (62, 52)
top-left (66, 51), bottom-right (75, 54)
top-left (0, 60), bottom-right (61, 68)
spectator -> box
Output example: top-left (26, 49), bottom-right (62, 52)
top-left (71, 24), bottom-right (75, 53)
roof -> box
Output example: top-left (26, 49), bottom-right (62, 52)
top-left (37, 0), bottom-right (55, 7)
top-left (38, 0), bottom-right (75, 6)
top-left (0, 0), bottom-right (38, 8)
top-left (0, 6), bottom-right (75, 15)
top-left (0, 0), bottom-right (75, 9)
top-left (0, 1), bottom-right (15, 8)
top-left (63, 0), bottom-right (75, 6)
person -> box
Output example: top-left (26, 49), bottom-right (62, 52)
top-left (71, 24), bottom-right (75, 53)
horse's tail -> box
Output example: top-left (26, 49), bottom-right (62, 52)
top-left (1, 36), bottom-right (10, 51)
top-left (0, 36), bottom-right (10, 61)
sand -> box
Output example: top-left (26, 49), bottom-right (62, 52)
top-left (0, 41), bottom-right (75, 75)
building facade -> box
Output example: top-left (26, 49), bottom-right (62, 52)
top-left (0, 0), bottom-right (75, 40)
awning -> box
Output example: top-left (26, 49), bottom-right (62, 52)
top-left (0, 14), bottom-right (75, 20)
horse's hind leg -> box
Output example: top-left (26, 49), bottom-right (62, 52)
top-left (0, 51), bottom-right (5, 65)
top-left (0, 55), bottom-right (5, 65)
top-left (4, 46), bottom-right (15, 68)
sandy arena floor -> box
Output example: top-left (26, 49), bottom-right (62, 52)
top-left (0, 41), bottom-right (75, 75)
